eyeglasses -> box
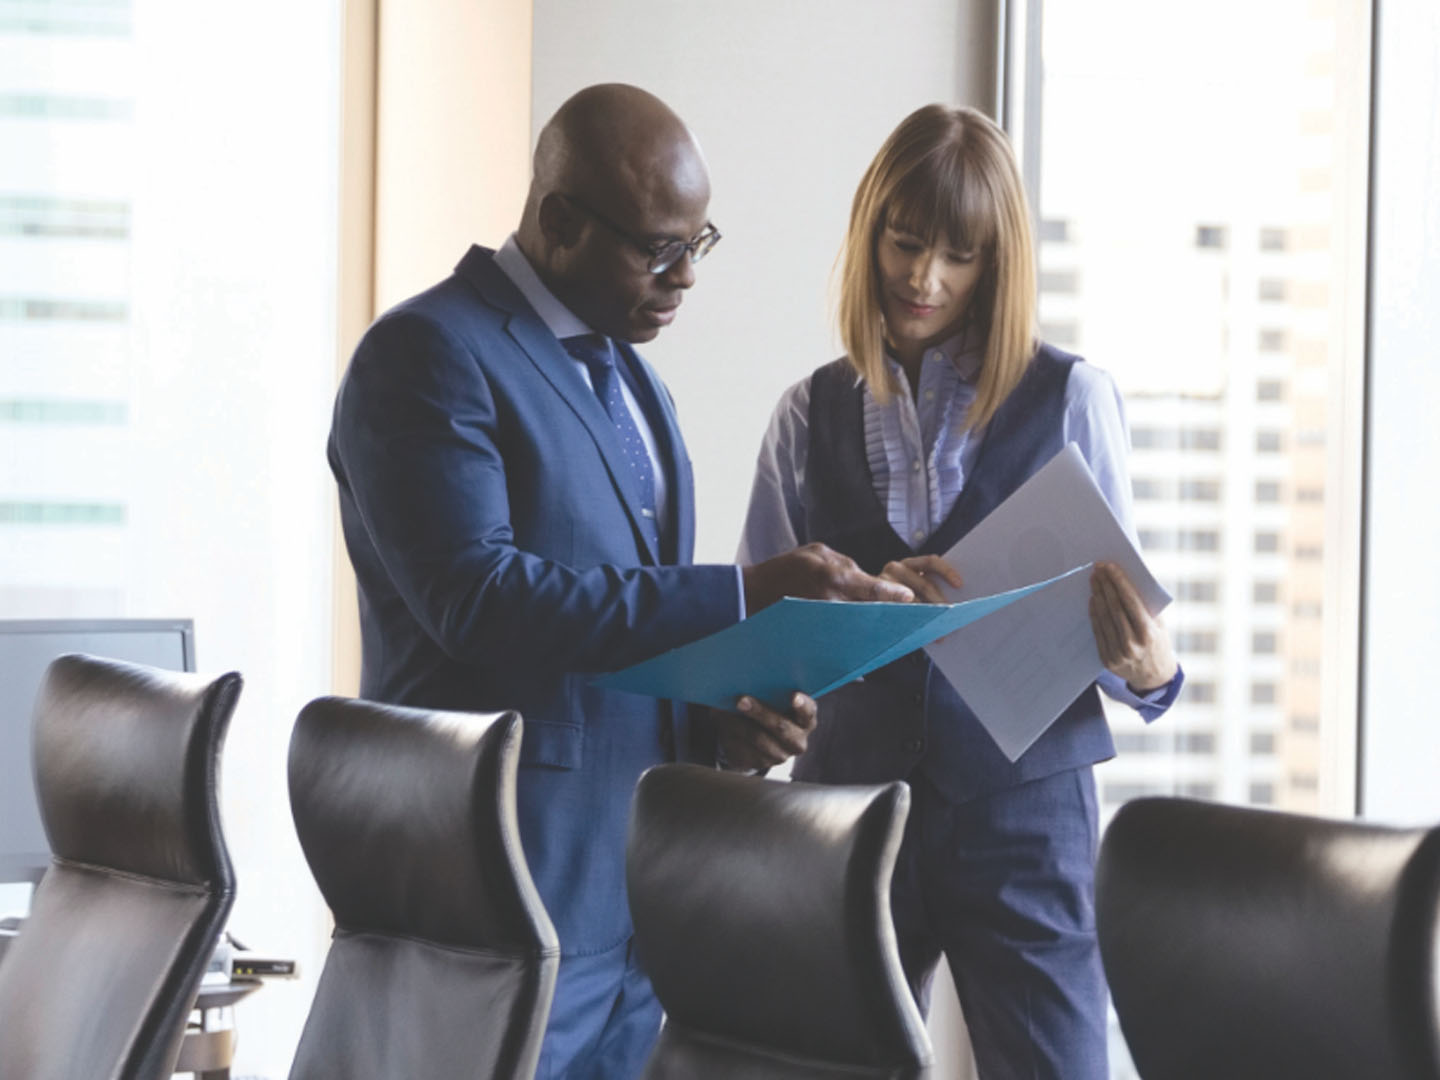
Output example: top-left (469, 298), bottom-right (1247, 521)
top-left (561, 193), bottom-right (721, 274)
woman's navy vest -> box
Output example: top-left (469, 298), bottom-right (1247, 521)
top-left (792, 344), bottom-right (1116, 803)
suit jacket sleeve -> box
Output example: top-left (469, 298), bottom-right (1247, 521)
top-left (332, 311), bottom-right (741, 675)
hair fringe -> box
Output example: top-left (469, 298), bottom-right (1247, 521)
top-left (834, 105), bottom-right (1037, 425)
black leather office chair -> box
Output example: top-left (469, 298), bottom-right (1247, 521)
top-left (0, 653), bottom-right (241, 1080)
top-left (286, 697), bottom-right (559, 1080)
top-left (1097, 796), bottom-right (1440, 1080)
top-left (627, 764), bottom-right (933, 1079)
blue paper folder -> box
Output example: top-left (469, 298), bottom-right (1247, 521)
top-left (591, 565), bottom-right (1088, 711)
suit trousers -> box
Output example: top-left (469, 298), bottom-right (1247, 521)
top-left (536, 935), bottom-right (662, 1079)
top-left (892, 766), bottom-right (1107, 1080)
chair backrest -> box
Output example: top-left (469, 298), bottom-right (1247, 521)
top-left (286, 697), bottom-right (559, 1080)
top-left (1097, 796), bottom-right (1440, 1080)
top-left (0, 653), bottom-right (241, 1080)
top-left (627, 764), bottom-right (933, 1079)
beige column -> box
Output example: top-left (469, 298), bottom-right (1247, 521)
top-left (331, 0), bottom-right (533, 695)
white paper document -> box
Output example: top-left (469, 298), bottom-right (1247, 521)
top-left (924, 442), bottom-right (1170, 761)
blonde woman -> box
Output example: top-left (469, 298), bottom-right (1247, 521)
top-left (737, 105), bottom-right (1181, 1078)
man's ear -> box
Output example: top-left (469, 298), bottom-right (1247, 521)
top-left (537, 192), bottom-right (584, 250)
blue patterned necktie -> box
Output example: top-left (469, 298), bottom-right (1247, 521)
top-left (562, 333), bottom-right (661, 551)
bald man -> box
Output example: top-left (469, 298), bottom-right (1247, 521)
top-left (328, 84), bottom-right (910, 1077)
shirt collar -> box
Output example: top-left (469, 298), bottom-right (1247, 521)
top-left (493, 233), bottom-right (593, 340)
top-left (878, 325), bottom-right (985, 386)
top-left (945, 324), bottom-right (985, 380)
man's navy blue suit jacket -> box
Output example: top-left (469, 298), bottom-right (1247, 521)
top-left (328, 245), bottom-right (741, 953)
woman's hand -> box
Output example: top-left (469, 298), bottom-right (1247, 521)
top-left (1090, 561), bottom-right (1178, 693)
top-left (879, 555), bottom-right (964, 604)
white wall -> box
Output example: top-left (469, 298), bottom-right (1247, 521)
top-left (531, 0), bottom-right (996, 564)
top-left (1360, 0), bottom-right (1440, 823)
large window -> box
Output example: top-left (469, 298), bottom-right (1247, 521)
top-left (0, 3), bottom-right (343, 1075)
top-left (1024, 1), bottom-right (1371, 1075)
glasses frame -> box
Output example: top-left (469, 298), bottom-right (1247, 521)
top-left (560, 193), bottom-right (720, 274)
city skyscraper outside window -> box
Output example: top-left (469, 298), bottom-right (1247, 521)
top-left (1032, 2), bottom-right (1371, 1075)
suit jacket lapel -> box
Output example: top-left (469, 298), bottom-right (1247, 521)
top-left (455, 247), bottom-right (663, 564)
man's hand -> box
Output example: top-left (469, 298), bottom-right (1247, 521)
top-left (716, 692), bottom-right (818, 771)
top-left (879, 555), bottom-right (964, 604)
top-left (743, 543), bottom-right (913, 613)
top-left (1090, 561), bottom-right (1178, 693)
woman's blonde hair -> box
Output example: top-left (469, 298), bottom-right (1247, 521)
top-left (836, 104), bottom-right (1037, 426)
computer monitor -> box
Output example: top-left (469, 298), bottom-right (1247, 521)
top-left (0, 619), bottom-right (195, 884)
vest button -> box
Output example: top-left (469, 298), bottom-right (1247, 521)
top-left (903, 738), bottom-right (925, 754)
top-left (912, 693), bottom-right (923, 705)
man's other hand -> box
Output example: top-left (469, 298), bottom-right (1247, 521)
top-left (742, 543), bottom-right (913, 613)
top-left (716, 692), bottom-right (818, 771)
